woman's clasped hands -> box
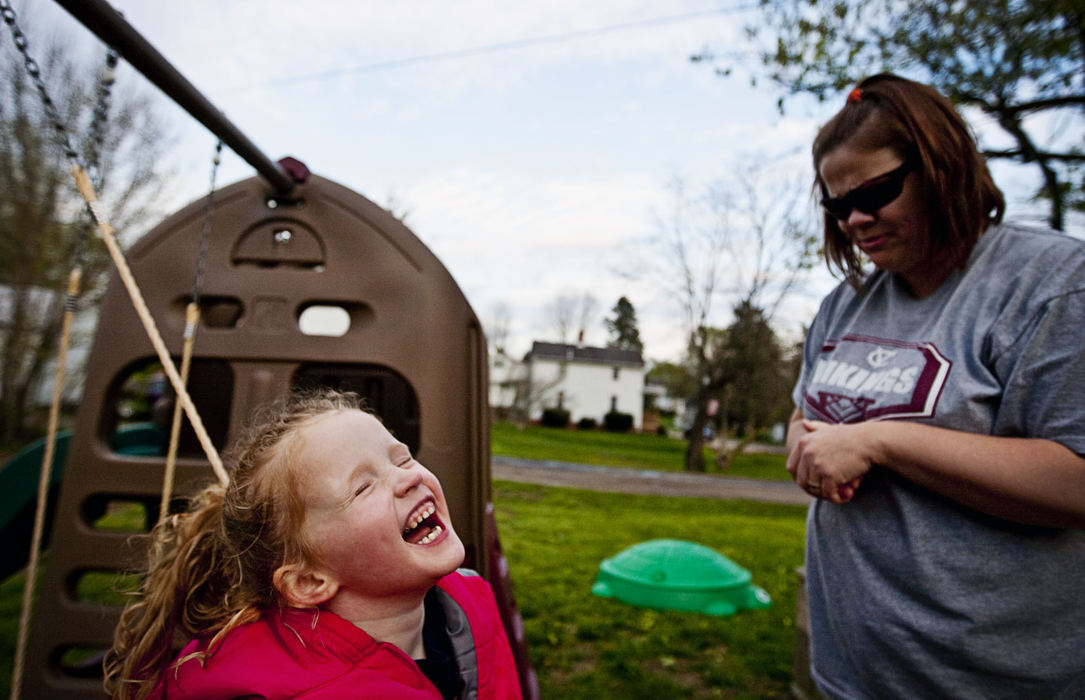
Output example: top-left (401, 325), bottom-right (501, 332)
top-left (787, 419), bottom-right (880, 503)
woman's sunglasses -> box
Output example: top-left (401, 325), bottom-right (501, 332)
top-left (820, 160), bottom-right (914, 221)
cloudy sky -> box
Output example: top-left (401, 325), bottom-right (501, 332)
top-left (29, 0), bottom-right (1077, 362)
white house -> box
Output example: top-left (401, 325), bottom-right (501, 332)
top-left (523, 341), bottom-right (646, 429)
top-left (488, 345), bottom-right (523, 413)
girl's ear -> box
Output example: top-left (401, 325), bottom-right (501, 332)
top-left (273, 563), bottom-right (339, 607)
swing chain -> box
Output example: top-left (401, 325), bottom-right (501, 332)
top-left (85, 49), bottom-right (120, 187)
top-left (73, 48), bottom-right (122, 277)
top-left (192, 140), bottom-right (223, 310)
top-left (1, 0), bottom-right (80, 164)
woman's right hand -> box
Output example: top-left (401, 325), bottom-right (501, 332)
top-left (787, 413), bottom-right (873, 503)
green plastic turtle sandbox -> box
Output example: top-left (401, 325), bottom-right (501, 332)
top-left (592, 539), bottom-right (771, 616)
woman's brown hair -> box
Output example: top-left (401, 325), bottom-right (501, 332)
top-left (103, 388), bottom-right (362, 700)
top-left (812, 73), bottom-right (1005, 289)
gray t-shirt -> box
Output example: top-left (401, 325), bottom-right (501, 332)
top-left (793, 223), bottom-right (1085, 699)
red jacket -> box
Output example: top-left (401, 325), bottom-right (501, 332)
top-left (152, 570), bottom-right (522, 699)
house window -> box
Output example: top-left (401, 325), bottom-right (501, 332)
top-left (610, 395), bottom-right (618, 412)
top-left (558, 391), bottom-right (565, 409)
top-left (612, 366), bottom-right (620, 380)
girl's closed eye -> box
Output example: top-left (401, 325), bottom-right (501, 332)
top-left (392, 446), bottom-right (414, 468)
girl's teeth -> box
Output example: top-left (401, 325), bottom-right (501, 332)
top-left (404, 504), bottom-right (436, 533)
top-left (418, 525), bottom-right (443, 544)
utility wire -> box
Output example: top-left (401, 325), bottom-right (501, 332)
top-left (259, 4), bottom-right (758, 89)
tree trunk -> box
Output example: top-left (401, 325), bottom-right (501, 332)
top-left (683, 394), bottom-right (710, 472)
top-left (0, 284), bottom-right (33, 442)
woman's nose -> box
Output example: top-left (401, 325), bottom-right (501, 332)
top-left (845, 207), bottom-right (876, 227)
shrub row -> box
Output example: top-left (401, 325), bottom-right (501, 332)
top-left (540, 407), bottom-right (571, 428)
top-left (539, 408), bottom-right (634, 433)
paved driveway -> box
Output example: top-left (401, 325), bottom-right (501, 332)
top-left (492, 457), bottom-right (811, 506)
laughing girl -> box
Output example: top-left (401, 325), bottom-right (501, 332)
top-left (104, 388), bottom-right (522, 700)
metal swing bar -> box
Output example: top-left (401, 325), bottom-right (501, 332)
top-left (52, 0), bottom-right (299, 195)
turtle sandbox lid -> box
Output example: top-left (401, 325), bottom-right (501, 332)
top-left (591, 539), bottom-right (771, 616)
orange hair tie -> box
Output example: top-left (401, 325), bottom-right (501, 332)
top-left (847, 88), bottom-right (862, 104)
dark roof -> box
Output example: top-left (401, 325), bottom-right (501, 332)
top-left (526, 341), bottom-right (644, 367)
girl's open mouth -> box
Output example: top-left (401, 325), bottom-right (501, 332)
top-left (402, 501), bottom-right (445, 545)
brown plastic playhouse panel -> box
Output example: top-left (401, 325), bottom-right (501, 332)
top-left (23, 174), bottom-right (535, 698)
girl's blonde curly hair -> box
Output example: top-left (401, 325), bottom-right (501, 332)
top-left (103, 387), bottom-right (362, 700)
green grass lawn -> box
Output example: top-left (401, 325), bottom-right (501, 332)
top-left (494, 481), bottom-right (806, 699)
top-left (492, 421), bottom-right (793, 482)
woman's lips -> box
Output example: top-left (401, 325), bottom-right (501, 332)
top-left (857, 233), bottom-right (888, 252)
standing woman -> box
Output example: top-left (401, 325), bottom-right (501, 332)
top-left (787, 73), bottom-right (1085, 698)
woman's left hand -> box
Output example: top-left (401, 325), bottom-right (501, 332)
top-left (787, 419), bottom-right (878, 503)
